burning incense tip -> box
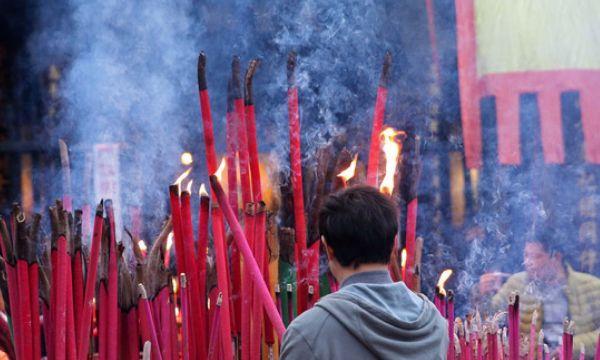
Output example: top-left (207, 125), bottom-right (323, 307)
top-left (379, 127), bottom-right (405, 195)
top-left (401, 248), bottom-right (407, 268)
top-left (138, 240), bottom-right (148, 253)
top-left (185, 179), bottom-right (193, 194)
top-left (337, 154), bottom-right (358, 183)
top-left (436, 269), bottom-right (453, 296)
top-left (180, 273), bottom-right (187, 288)
top-left (138, 284), bottom-right (148, 299)
top-left (213, 158), bottom-right (226, 182)
top-left (199, 183), bottom-right (208, 197)
top-left (180, 152), bottom-right (193, 166)
top-left (171, 277), bottom-right (178, 294)
top-left (173, 168), bottom-right (192, 189)
top-left (166, 232), bottom-right (174, 253)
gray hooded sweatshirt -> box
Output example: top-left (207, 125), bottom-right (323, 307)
top-left (280, 271), bottom-right (448, 359)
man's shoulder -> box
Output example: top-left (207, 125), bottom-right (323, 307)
top-left (286, 305), bottom-right (332, 341)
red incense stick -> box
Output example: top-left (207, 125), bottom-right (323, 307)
top-left (55, 233), bottom-right (69, 360)
top-left (210, 175), bottom-right (286, 337)
top-left (226, 79), bottom-right (242, 342)
top-left (528, 310), bottom-right (537, 360)
top-left (366, 51), bottom-right (392, 186)
top-left (447, 291), bottom-right (455, 360)
top-left (405, 199), bottom-right (418, 290)
top-left (197, 190), bottom-right (210, 357)
top-left (180, 190), bottom-right (201, 359)
top-left (197, 52), bottom-right (233, 360)
top-left (138, 284), bottom-right (163, 360)
top-left (14, 212), bottom-right (32, 360)
top-left (158, 289), bottom-right (171, 360)
top-left (207, 293), bottom-right (223, 360)
top-left (77, 202), bottom-right (104, 360)
top-left (126, 308), bottom-right (140, 360)
top-left (0, 221), bottom-right (21, 360)
top-left (105, 201), bottom-right (119, 360)
top-left (286, 52), bottom-right (308, 316)
top-left (66, 263), bottom-right (77, 360)
top-left (508, 293), bottom-right (519, 360)
top-left (180, 274), bottom-right (191, 360)
top-left (595, 333), bottom-right (600, 360)
top-left (29, 261), bottom-right (41, 360)
top-left (232, 56), bottom-right (256, 360)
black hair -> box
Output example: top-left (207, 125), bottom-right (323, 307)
top-left (318, 185), bottom-right (398, 268)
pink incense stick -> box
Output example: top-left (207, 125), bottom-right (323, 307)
top-left (528, 310), bottom-right (538, 360)
top-left (537, 330), bottom-right (544, 360)
top-left (210, 175), bottom-right (286, 337)
top-left (138, 284), bottom-right (163, 360)
top-left (595, 333), bottom-right (600, 360)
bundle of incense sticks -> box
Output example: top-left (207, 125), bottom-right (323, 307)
top-left (0, 49), bottom-right (437, 359)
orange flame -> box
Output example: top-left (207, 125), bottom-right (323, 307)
top-left (337, 154), bottom-right (358, 183)
top-left (214, 158), bottom-right (226, 182)
top-left (138, 240), bottom-right (148, 253)
top-left (379, 127), bottom-right (405, 195)
top-left (437, 269), bottom-right (453, 296)
top-left (199, 183), bottom-right (208, 197)
top-left (401, 248), bottom-right (407, 268)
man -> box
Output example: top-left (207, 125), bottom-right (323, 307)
top-left (280, 186), bottom-right (448, 359)
top-left (478, 237), bottom-right (600, 357)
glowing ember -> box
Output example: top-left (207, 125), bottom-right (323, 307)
top-left (172, 277), bottom-right (178, 294)
top-left (378, 127), bottom-right (405, 195)
top-left (180, 152), bottom-right (193, 166)
top-left (166, 232), bottom-right (174, 252)
top-left (137, 240), bottom-right (148, 253)
top-left (401, 248), bottom-right (407, 268)
top-left (199, 183), bottom-right (208, 197)
top-left (337, 154), bottom-right (358, 183)
top-left (436, 269), bottom-right (453, 296)
top-left (186, 179), bottom-right (193, 194)
top-left (214, 158), bottom-right (226, 182)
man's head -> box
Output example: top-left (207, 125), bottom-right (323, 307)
top-left (524, 234), bottom-right (565, 282)
top-left (318, 185), bottom-right (398, 279)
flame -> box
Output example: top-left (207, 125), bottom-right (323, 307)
top-left (214, 158), bottom-right (226, 182)
top-left (378, 127), bottom-right (405, 195)
top-left (337, 154), bottom-right (358, 183)
top-left (436, 269), bottom-right (453, 296)
top-left (166, 232), bottom-right (174, 252)
top-left (180, 152), bottom-right (193, 166)
top-left (401, 248), bottom-right (407, 268)
top-left (199, 183), bottom-right (208, 197)
top-left (186, 179), bottom-right (193, 194)
top-left (174, 168), bottom-right (192, 188)
top-left (138, 240), bottom-right (148, 253)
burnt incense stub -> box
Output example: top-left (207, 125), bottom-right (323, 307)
top-left (287, 51), bottom-right (297, 87)
top-left (197, 51), bottom-right (208, 91)
top-left (231, 56), bottom-right (243, 99)
top-left (379, 50), bottom-right (392, 88)
top-left (244, 58), bottom-right (260, 105)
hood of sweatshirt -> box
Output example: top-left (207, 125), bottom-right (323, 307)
top-left (316, 271), bottom-right (448, 359)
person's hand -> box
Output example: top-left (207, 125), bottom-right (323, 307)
top-left (478, 272), bottom-right (509, 295)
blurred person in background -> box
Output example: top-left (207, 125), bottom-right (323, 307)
top-left (477, 232), bottom-right (600, 357)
